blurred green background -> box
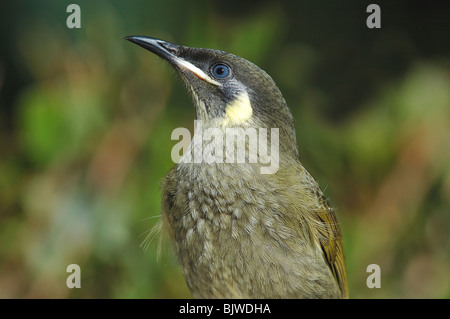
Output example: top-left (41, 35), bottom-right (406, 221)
top-left (0, 0), bottom-right (449, 298)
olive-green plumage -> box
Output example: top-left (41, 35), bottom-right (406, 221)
top-left (126, 36), bottom-right (348, 298)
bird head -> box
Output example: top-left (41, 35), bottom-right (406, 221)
top-left (126, 36), bottom-right (298, 157)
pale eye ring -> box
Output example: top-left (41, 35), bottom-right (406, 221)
top-left (211, 63), bottom-right (231, 79)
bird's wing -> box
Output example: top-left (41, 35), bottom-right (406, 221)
top-left (310, 185), bottom-right (349, 298)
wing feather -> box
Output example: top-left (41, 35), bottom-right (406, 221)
top-left (312, 188), bottom-right (349, 298)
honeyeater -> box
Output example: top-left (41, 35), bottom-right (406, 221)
top-left (126, 36), bottom-right (348, 298)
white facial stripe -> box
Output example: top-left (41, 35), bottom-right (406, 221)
top-left (175, 58), bottom-right (221, 87)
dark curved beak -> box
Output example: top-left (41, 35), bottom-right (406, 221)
top-left (125, 36), bottom-right (180, 63)
top-left (125, 36), bottom-right (221, 86)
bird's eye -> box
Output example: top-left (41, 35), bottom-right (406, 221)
top-left (211, 64), bottom-right (230, 79)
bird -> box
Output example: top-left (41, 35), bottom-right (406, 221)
top-left (126, 36), bottom-right (349, 299)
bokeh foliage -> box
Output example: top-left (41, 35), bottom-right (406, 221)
top-left (0, 0), bottom-right (449, 298)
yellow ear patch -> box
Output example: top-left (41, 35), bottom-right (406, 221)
top-left (221, 92), bottom-right (253, 126)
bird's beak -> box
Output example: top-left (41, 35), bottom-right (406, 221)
top-left (125, 36), bottom-right (180, 64)
top-left (125, 36), bottom-right (221, 86)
